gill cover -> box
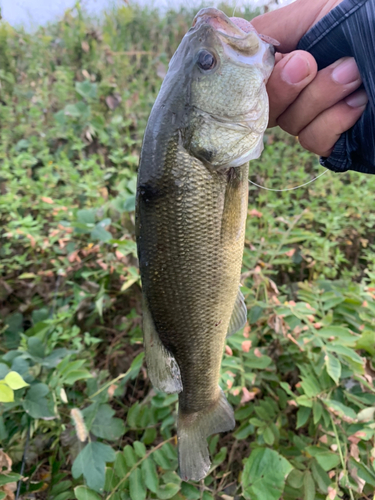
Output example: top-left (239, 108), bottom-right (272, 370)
top-left (184, 8), bottom-right (275, 169)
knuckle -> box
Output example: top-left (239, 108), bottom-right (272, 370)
top-left (277, 115), bottom-right (300, 137)
top-left (298, 131), bottom-right (314, 153)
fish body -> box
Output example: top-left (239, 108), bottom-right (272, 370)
top-left (136, 8), bottom-right (274, 481)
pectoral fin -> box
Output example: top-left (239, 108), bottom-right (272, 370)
top-left (142, 296), bottom-right (182, 394)
top-left (227, 288), bottom-right (247, 337)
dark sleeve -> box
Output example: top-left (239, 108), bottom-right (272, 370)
top-left (297, 0), bottom-right (375, 174)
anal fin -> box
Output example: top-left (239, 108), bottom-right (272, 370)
top-left (142, 296), bottom-right (182, 394)
top-left (227, 287), bottom-right (247, 337)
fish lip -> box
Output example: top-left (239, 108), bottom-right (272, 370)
top-left (192, 8), bottom-right (251, 39)
top-left (191, 8), bottom-right (276, 65)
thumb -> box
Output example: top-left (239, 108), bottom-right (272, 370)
top-left (267, 51), bottom-right (318, 127)
top-left (251, 0), bottom-right (339, 53)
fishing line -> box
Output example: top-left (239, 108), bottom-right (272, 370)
top-left (248, 169), bottom-right (329, 192)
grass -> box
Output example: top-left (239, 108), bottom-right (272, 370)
top-left (0, 3), bottom-right (375, 500)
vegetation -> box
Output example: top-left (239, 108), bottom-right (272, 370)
top-left (1, 3), bottom-right (375, 500)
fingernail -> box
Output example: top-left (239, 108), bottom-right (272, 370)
top-left (332, 58), bottom-right (360, 84)
top-left (281, 55), bottom-right (310, 84)
top-left (345, 90), bottom-right (368, 108)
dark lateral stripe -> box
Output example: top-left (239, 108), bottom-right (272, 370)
top-left (297, 0), bottom-right (375, 174)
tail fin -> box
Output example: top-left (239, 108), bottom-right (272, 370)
top-left (177, 388), bottom-right (235, 481)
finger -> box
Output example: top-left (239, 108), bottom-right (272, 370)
top-left (267, 51), bottom-right (318, 127)
top-left (251, 0), bottom-right (341, 53)
top-left (278, 57), bottom-right (362, 136)
top-left (298, 90), bottom-right (368, 157)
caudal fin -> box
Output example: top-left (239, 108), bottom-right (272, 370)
top-left (177, 388), bottom-right (235, 481)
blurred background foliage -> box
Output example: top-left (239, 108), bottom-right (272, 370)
top-left (0, 3), bottom-right (375, 500)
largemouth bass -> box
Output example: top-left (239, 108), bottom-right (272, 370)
top-left (136, 8), bottom-right (274, 481)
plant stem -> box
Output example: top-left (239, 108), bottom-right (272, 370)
top-left (105, 436), bottom-right (175, 500)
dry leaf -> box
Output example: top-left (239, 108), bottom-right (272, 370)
top-left (107, 384), bottom-right (118, 398)
top-left (81, 40), bottom-right (90, 52)
top-left (350, 443), bottom-right (360, 461)
top-left (350, 466), bottom-right (365, 493)
top-left (248, 208), bottom-right (263, 218)
top-left (0, 450), bottom-right (12, 472)
top-left (1, 483), bottom-right (16, 500)
top-left (327, 487), bottom-right (336, 500)
top-left (241, 340), bottom-right (251, 353)
top-left (241, 387), bottom-right (256, 403)
top-left (41, 196), bottom-right (54, 204)
top-left (243, 322), bottom-right (251, 338)
top-left (106, 94), bottom-right (122, 110)
top-left (225, 345), bottom-right (233, 356)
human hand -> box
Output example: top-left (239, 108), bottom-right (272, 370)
top-left (251, 0), bottom-right (368, 157)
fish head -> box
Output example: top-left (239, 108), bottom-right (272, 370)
top-left (169, 8), bottom-right (275, 168)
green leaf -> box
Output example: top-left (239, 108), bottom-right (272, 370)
top-left (0, 382), bottom-right (14, 403)
top-left (323, 399), bottom-right (357, 422)
top-left (77, 209), bottom-right (96, 225)
top-left (153, 448), bottom-right (172, 470)
top-left (4, 371), bottom-right (29, 390)
top-left (50, 480), bottom-right (72, 496)
top-left (74, 486), bottom-right (102, 500)
top-left (141, 458), bottom-right (158, 493)
top-left (356, 330), bottom-right (375, 355)
top-left (303, 471), bottom-right (315, 500)
top-left (72, 442), bottom-right (116, 492)
top-left (91, 404), bottom-right (125, 441)
top-left (263, 426), bottom-right (275, 445)
top-left (0, 473), bottom-right (22, 486)
top-left (233, 422), bottom-right (254, 440)
top-left (213, 447), bottom-right (227, 466)
top-left (312, 401), bottom-right (323, 425)
top-left (242, 448), bottom-right (293, 500)
top-left (287, 469), bottom-right (304, 489)
top-left (91, 224), bottom-right (112, 242)
top-left (129, 468), bottom-right (146, 500)
top-left (76, 80), bottom-right (97, 100)
top-left (23, 383), bottom-right (55, 419)
top-left (114, 452), bottom-right (128, 477)
top-left (325, 353), bottom-right (341, 384)
top-left (27, 337), bottom-right (45, 359)
top-left (311, 459), bottom-right (330, 493)
top-left (314, 452), bottom-right (340, 471)
top-left (316, 327), bottom-right (356, 346)
top-left (133, 441), bottom-right (146, 458)
top-left (156, 483), bottom-right (180, 500)
top-left (63, 369), bottom-right (92, 385)
top-left (180, 482), bottom-right (200, 499)
top-left (296, 407), bottom-right (311, 428)
top-left (123, 445), bottom-right (137, 467)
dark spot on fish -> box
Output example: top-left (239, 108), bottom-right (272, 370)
top-left (227, 167), bottom-right (236, 181)
top-left (138, 184), bottom-right (161, 202)
top-left (198, 149), bottom-right (213, 162)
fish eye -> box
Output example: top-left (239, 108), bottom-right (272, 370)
top-left (197, 50), bottom-right (216, 71)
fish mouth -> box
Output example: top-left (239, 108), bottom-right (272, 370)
top-left (191, 8), bottom-right (276, 78)
top-left (192, 8), bottom-right (279, 48)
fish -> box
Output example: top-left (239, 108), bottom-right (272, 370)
top-left (135, 7), bottom-right (275, 481)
